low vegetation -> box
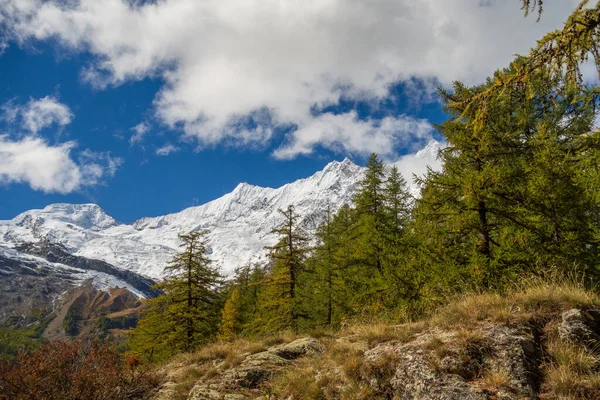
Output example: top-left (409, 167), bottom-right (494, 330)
top-left (431, 274), bottom-right (600, 329)
top-left (144, 278), bottom-right (600, 399)
top-left (0, 327), bottom-right (42, 362)
top-left (0, 339), bottom-right (159, 400)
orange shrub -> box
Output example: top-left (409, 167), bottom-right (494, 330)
top-left (0, 339), bottom-right (158, 400)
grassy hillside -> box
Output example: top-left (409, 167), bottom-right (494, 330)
top-left (154, 277), bottom-right (600, 400)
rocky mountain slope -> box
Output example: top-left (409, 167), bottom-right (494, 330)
top-left (0, 241), bottom-right (156, 341)
top-left (0, 141), bottom-right (441, 279)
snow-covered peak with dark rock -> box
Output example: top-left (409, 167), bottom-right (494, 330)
top-left (0, 142), bottom-right (442, 278)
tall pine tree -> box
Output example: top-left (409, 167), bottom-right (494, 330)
top-left (254, 205), bottom-right (310, 333)
top-left (129, 231), bottom-right (223, 361)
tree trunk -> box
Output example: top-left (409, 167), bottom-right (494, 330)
top-left (478, 199), bottom-right (492, 286)
top-left (187, 241), bottom-right (194, 350)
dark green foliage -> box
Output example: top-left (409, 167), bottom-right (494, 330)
top-left (129, 231), bottom-right (223, 361)
top-left (63, 310), bottom-right (78, 336)
top-left (255, 205), bottom-right (311, 334)
top-left (0, 327), bottom-right (42, 361)
top-left (98, 315), bottom-right (137, 332)
top-left (353, 153), bottom-right (387, 277)
top-left (0, 312), bottom-right (54, 361)
top-left (410, 65), bottom-right (600, 295)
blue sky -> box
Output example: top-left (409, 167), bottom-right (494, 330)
top-left (0, 0), bottom-right (579, 223)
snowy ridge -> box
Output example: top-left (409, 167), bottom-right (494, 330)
top-left (0, 245), bottom-right (146, 298)
top-left (0, 141), bottom-right (442, 279)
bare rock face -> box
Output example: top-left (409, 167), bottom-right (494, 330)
top-left (271, 337), bottom-right (325, 359)
top-left (484, 325), bottom-right (541, 397)
top-left (559, 309), bottom-right (600, 347)
top-left (362, 326), bottom-right (541, 400)
top-left (187, 338), bottom-right (324, 400)
top-left (367, 342), bottom-right (488, 400)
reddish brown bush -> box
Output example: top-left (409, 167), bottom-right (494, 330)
top-left (0, 339), bottom-right (158, 400)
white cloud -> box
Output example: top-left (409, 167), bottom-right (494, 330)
top-left (78, 149), bottom-right (123, 181)
top-left (0, 0), bottom-right (582, 156)
top-left (21, 96), bottom-right (73, 134)
top-left (273, 112), bottom-right (433, 159)
top-left (129, 122), bottom-right (149, 145)
top-left (0, 135), bottom-right (121, 193)
top-left (1, 96), bottom-right (73, 134)
top-left (0, 100), bottom-right (19, 124)
top-left (0, 95), bottom-right (121, 193)
top-left (155, 143), bottom-right (179, 156)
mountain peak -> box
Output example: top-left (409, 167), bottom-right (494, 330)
top-left (35, 203), bottom-right (119, 230)
top-left (416, 139), bottom-right (442, 158)
top-left (42, 203), bottom-right (103, 214)
top-left (321, 157), bottom-right (359, 174)
top-left (233, 182), bottom-right (255, 191)
top-left (0, 144), bottom-right (440, 278)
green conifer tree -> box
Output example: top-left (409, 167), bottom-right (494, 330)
top-left (129, 231), bottom-right (223, 361)
top-left (353, 153), bottom-right (387, 276)
top-left (255, 205), bottom-right (310, 333)
top-left (413, 63), bottom-right (600, 291)
top-left (381, 166), bottom-right (419, 303)
top-left (218, 287), bottom-right (242, 341)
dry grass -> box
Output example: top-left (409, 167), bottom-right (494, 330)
top-left (481, 367), bottom-right (512, 392)
top-left (542, 334), bottom-right (600, 399)
top-left (268, 334), bottom-right (405, 399)
top-left (270, 357), bottom-right (325, 399)
top-left (544, 364), bottom-right (584, 398)
top-left (358, 348), bottom-right (402, 398)
top-left (545, 365), bottom-right (600, 399)
top-left (157, 277), bottom-right (600, 400)
top-left (431, 277), bottom-right (600, 329)
top-left (268, 338), bottom-right (374, 399)
top-left (167, 338), bottom-right (263, 368)
top-left (158, 332), bottom-right (301, 399)
top-left (424, 335), bottom-right (446, 353)
top-left (423, 334), bottom-right (453, 372)
top-left (454, 328), bottom-right (487, 349)
top-left (158, 337), bottom-right (274, 400)
top-left (547, 340), bottom-right (598, 374)
top-left (342, 322), bottom-right (424, 347)
top-left (259, 329), bottom-right (299, 347)
top-left (168, 366), bottom-right (212, 400)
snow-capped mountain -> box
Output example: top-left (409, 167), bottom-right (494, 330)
top-left (0, 141), bottom-right (442, 279)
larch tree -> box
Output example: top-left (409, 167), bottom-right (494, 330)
top-left (413, 59), bottom-right (600, 292)
top-left (353, 153), bottom-right (387, 276)
top-left (218, 286), bottom-right (242, 341)
top-left (129, 231), bottom-right (223, 361)
top-left (256, 205), bottom-right (310, 333)
top-left (381, 165), bottom-right (417, 303)
top-left (311, 205), bottom-right (351, 326)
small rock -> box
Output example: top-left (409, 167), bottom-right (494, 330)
top-left (188, 384), bottom-right (251, 400)
top-left (272, 337), bottom-right (325, 359)
top-left (559, 309), bottom-right (600, 347)
top-left (190, 337), bottom-right (325, 397)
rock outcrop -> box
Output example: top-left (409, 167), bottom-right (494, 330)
top-left (186, 338), bottom-right (324, 400)
top-left (155, 307), bottom-right (600, 399)
top-left (559, 308), bottom-right (600, 347)
top-left (362, 325), bottom-right (541, 400)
